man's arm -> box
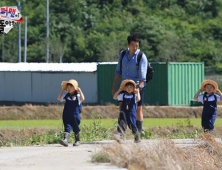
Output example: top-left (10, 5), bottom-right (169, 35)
top-left (139, 53), bottom-right (148, 88)
top-left (112, 74), bottom-right (121, 95)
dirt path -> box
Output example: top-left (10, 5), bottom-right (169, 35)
top-left (0, 141), bottom-right (127, 170)
top-left (0, 139), bottom-right (216, 170)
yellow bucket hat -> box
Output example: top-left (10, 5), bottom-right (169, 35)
top-left (201, 79), bottom-right (218, 91)
top-left (61, 79), bottom-right (78, 91)
top-left (120, 79), bottom-right (136, 91)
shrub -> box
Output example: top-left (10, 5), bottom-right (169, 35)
top-left (214, 63), bottom-right (222, 74)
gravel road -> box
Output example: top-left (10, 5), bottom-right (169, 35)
top-left (0, 141), bottom-right (127, 170)
top-left (0, 139), bottom-right (216, 170)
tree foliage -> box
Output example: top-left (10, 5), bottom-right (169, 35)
top-left (0, 0), bottom-right (222, 68)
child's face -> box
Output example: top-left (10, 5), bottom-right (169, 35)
top-left (67, 84), bottom-right (75, 93)
top-left (204, 84), bottom-right (215, 94)
top-left (125, 85), bottom-right (135, 93)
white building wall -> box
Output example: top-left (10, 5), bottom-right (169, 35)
top-left (0, 71), bottom-right (97, 104)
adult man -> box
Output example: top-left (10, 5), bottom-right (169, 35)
top-left (111, 33), bottom-right (148, 135)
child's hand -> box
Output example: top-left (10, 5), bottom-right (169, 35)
top-left (76, 87), bottom-right (81, 93)
top-left (216, 89), bottom-right (222, 93)
top-left (199, 88), bottom-right (204, 92)
top-left (119, 86), bottom-right (124, 91)
top-left (117, 87), bottom-right (123, 92)
top-left (134, 88), bottom-right (139, 93)
top-left (61, 81), bottom-right (66, 91)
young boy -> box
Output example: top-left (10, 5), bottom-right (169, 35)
top-left (194, 79), bottom-right (222, 133)
top-left (57, 79), bottom-right (85, 147)
top-left (113, 79), bottom-right (141, 143)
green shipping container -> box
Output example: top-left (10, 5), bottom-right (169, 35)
top-left (97, 62), bottom-right (204, 106)
top-left (146, 62), bottom-right (204, 105)
top-left (97, 63), bottom-right (119, 105)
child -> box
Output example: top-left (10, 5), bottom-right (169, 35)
top-left (57, 79), bottom-right (85, 147)
top-left (194, 79), bottom-right (222, 133)
top-left (113, 79), bottom-right (141, 143)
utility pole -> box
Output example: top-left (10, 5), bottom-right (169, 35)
top-left (2, 34), bottom-right (5, 62)
top-left (24, 16), bottom-right (27, 62)
top-left (1, 34), bottom-right (4, 62)
top-left (17, 1), bottom-right (21, 62)
top-left (46, 0), bottom-right (49, 63)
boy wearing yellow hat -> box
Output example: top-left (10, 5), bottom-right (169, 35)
top-left (57, 79), bottom-right (85, 146)
top-left (194, 79), bottom-right (222, 133)
top-left (113, 79), bottom-right (141, 143)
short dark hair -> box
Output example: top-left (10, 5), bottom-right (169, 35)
top-left (204, 84), bottom-right (214, 88)
top-left (127, 33), bottom-right (140, 44)
top-left (125, 82), bottom-right (135, 88)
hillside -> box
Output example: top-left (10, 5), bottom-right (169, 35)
top-left (0, 0), bottom-right (222, 72)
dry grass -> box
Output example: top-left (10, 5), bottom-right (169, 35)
top-left (96, 133), bottom-right (222, 170)
top-left (143, 106), bottom-right (204, 118)
top-left (1, 104), bottom-right (222, 120)
top-left (0, 129), bottom-right (61, 146)
top-left (0, 104), bottom-right (63, 120)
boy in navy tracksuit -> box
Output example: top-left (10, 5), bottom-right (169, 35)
top-left (57, 79), bottom-right (85, 147)
top-left (194, 79), bottom-right (222, 133)
top-left (113, 79), bottom-right (141, 143)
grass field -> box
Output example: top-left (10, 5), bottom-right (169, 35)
top-left (1, 118), bottom-right (222, 130)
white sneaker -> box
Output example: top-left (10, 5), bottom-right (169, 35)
top-left (73, 141), bottom-right (80, 146)
top-left (60, 139), bottom-right (68, 147)
top-left (134, 132), bottom-right (141, 143)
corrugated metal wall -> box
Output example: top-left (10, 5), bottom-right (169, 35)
top-left (167, 62), bottom-right (204, 105)
top-left (145, 63), bottom-right (168, 105)
top-left (0, 72), bottom-right (97, 103)
top-left (97, 64), bottom-right (119, 105)
top-left (0, 72), bottom-right (32, 101)
top-left (97, 62), bottom-right (169, 105)
top-left (0, 62), bottom-right (204, 105)
top-left (97, 62), bottom-right (204, 106)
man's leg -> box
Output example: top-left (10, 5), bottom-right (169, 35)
top-left (136, 87), bottom-right (146, 133)
top-left (136, 106), bottom-right (143, 133)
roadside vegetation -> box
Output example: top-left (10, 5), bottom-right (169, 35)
top-left (2, 118), bottom-right (222, 130)
top-left (1, 105), bottom-right (222, 169)
top-left (92, 133), bottom-right (222, 170)
top-left (1, 114), bottom-right (222, 147)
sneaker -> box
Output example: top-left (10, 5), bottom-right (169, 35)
top-left (73, 133), bottom-right (80, 146)
top-left (60, 132), bottom-right (70, 147)
top-left (134, 132), bottom-right (141, 143)
top-left (204, 129), bottom-right (214, 134)
top-left (60, 139), bottom-right (68, 147)
top-left (112, 133), bottom-right (124, 143)
top-left (73, 141), bottom-right (80, 146)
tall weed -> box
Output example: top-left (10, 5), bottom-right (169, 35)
top-left (81, 114), bottom-right (110, 141)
